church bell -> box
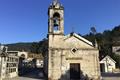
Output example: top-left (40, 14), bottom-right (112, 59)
top-left (53, 17), bottom-right (59, 26)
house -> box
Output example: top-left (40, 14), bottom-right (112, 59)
top-left (6, 51), bottom-right (19, 78)
top-left (44, 0), bottom-right (101, 80)
top-left (17, 51), bottom-right (43, 68)
top-left (0, 46), bottom-right (19, 79)
top-left (18, 51), bottom-right (28, 59)
top-left (100, 56), bottom-right (116, 73)
top-left (112, 46), bottom-right (120, 55)
top-left (36, 59), bottom-right (43, 68)
top-left (112, 40), bottom-right (120, 55)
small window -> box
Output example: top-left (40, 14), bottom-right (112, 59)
top-left (71, 48), bottom-right (78, 53)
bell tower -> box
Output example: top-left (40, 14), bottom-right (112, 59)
top-left (48, 0), bottom-right (64, 35)
top-left (47, 0), bottom-right (65, 80)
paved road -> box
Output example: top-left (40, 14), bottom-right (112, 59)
top-left (6, 70), bottom-right (120, 80)
top-left (5, 77), bottom-right (43, 80)
top-left (102, 73), bottom-right (120, 80)
top-left (102, 77), bottom-right (120, 80)
top-left (4, 68), bottom-right (44, 80)
top-left (19, 77), bottom-right (44, 80)
top-left (5, 77), bottom-right (44, 80)
top-left (18, 68), bottom-right (44, 80)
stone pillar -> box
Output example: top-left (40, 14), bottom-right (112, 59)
top-left (0, 56), bottom-right (7, 80)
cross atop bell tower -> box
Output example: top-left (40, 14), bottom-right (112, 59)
top-left (48, 0), bottom-right (64, 35)
top-left (53, 0), bottom-right (59, 5)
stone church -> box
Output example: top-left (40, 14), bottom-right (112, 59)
top-left (44, 0), bottom-right (101, 80)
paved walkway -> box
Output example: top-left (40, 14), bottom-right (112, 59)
top-left (4, 68), bottom-right (44, 80)
top-left (5, 71), bottom-right (120, 80)
top-left (102, 73), bottom-right (120, 80)
top-left (4, 77), bottom-right (44, 80)
top-left (102, 77), bottom-right (120, 80)
top-left (19, 77), bottom-right (44, 80)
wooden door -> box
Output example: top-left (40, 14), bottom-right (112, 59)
top-left (100, 63), bottom-right (105, 72)
top-left (70, 63), bottom-right (81, 79)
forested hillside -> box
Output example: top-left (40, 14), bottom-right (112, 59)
top-left (6, 42), bottom-right (32, 52)
top-left (84, 25), bottom-right (120, 67)
top-left (5, 25), bottom-right (120, 67)
top-left (5, 38), bottom-right (48, 55)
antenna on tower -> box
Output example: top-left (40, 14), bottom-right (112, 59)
top-left (70, 26), bottom-right (75, 36)
top-left (72, 26), bottom-right (75, 33)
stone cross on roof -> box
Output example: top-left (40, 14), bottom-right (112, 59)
top-left (53, 0), bottom-right (59, 3)
top-left (53, 0), bottom-right (59, 5)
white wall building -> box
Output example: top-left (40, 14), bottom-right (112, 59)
top-left (36, 59), bottom-right (43, 68)
top-left (0, 46), bottom-right (19, 80)
top-left (6, 51), bottom-right (19, 78)
top-left (100, 56), bottom-right (116, 73)
top-left (18, 51), bottom-right (28, 59)
top-left (112, 46), bottom-right (120, 55)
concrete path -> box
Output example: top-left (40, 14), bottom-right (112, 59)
top-left (4, 68), bottom-right (44, 80)
top-left (19, 77), bottom-right (44, 80)
top-left (4, 77), bottom-right (44, 80)
top-left (102, 77), bottom-right (120, 80)
top-left (102, 73), bottom-right (120, 80)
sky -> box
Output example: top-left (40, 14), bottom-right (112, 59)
top-left (0, 0), bottom-right (120, 44)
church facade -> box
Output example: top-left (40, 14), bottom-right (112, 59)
top-left (44, 0), bottom-right (101, 80)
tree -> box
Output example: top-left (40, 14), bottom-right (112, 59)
top-left (30, 38), bottom-right (48, 55)
top-left (90, 27), bottom-right (97, 35)
top-left (31, 42), bottom-right (40, 53)
top-left (84, 25), bottom-right (120, 67)
top-left (112, 54), bottom-right (120, 68)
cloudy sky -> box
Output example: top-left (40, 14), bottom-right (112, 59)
top-left (0, 0), bottom-right (120, 44)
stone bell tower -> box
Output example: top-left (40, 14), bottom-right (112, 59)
top-left (48, 0), bottom-right (64, 35)
top-left (48, 0), bottom-right (64, 80)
